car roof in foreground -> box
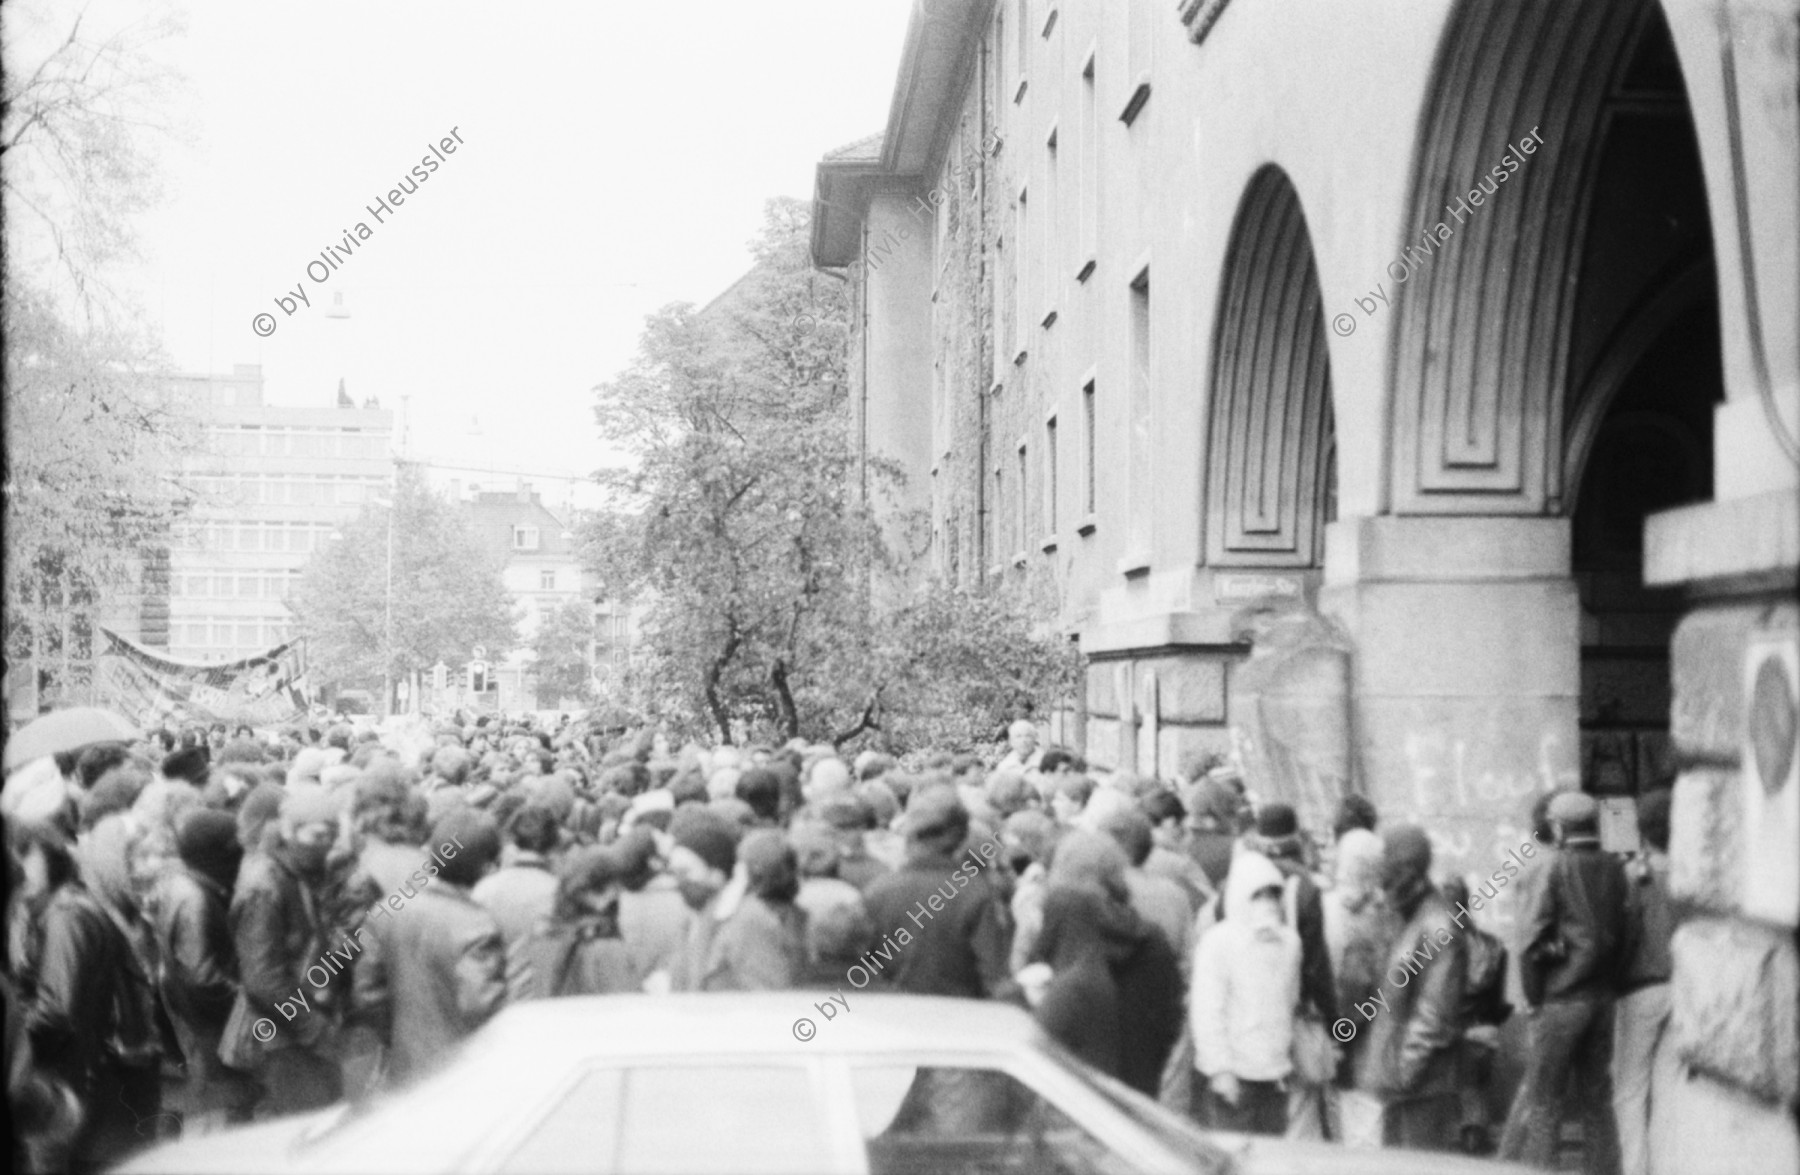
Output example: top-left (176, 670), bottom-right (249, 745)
top-left (477, 991), bottom-right (1046, 1062)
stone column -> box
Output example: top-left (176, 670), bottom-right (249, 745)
top-left (1321, 515), bottom-right (1581, 941)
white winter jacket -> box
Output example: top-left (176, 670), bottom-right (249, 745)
top-left (1189, 849), bottom-right (1302, 1082)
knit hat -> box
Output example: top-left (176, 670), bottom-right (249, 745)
top-left (669, 806), bottom-right (739, 876)
top-left (176, 808), bottom-right (243, 888)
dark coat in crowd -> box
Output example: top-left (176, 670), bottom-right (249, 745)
top-left (151, 865), bottom-right (239, 1051)
top-left (510, 910), bottom-right (639, 999)
top-left (1356, 884), bottom-right (1467, 1103)
top-left (1032, 886), bottom-right (1124, 1079)
top-left (862, 846), bottom-right (1015, 1000)
top-left (351, 880), bottom-right (507, 1089)
top-left (228, 845), bottom-right (333, 1057)
top-left (1520, 843), bottom-right (1629, 1005)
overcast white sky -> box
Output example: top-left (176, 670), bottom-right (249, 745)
top-left (76, 0), bottom-right (913, 510)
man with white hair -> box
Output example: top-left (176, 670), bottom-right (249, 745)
top-left (996, 719), bottom-right (1042, 774)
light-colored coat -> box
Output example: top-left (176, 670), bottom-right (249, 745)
top-left (1189, 850), bottom-right (1301, 1082)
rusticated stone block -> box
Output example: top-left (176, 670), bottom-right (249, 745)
top-left (1150, 657), bottom-right (1227, 725)
top-left (1669, 918), bottom-right (1799, 1108)
top-left (1086, 663), bottom-right (1119, 718)
top-left (1668, 768), bottom-right (1742, 913)
top-left (1669, 602), bottom-right (1760, 762)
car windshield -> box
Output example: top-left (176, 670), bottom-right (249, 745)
top-left (1040, 1041), bottom-right (1233, 1173)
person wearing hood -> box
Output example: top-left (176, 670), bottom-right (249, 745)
top-left (1040, 830), bottom-right (1186, 1098)
top-left (226, 785), bottom-right (344, 1116)
top-left (351, 810), bottom-right (507, 1091)
top-left (508, 844), bottom-right (638, 999)
top-left (150, 808), bottom-right (256, 1130)
top-left (1183, 771), bottom-right (1246, 892)
top-left (1354, 824), bottom-right (1467, 1152)
top-left (1029, 886), bottom-right (1125, 1078)
top-left (701, 830), bottom-right (807, 992)
top-left (1190, 849), bottom-right (1302, 1134)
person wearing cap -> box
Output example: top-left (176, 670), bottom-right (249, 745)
top-left (1499, 790), bottom-right (1628, 1171)
top-left (862, 786), bottom-right (1017, 1001)
top-left (150, 809), bottom-right (256, 1131)
top-left (226, 784), bottom-right (344, 1115)
top-left (701, 829), bottom-right (807, 992)
top-left (351, 810), bottom-right (507, 1090)
top-left (1353, 823), bottom-right (1467, 1152)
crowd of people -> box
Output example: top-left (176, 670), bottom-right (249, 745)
top-left (3, 711), bottom-right (1673, 1174)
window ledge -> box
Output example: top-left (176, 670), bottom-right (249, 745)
top-left (1040, 535), bottom-right (1059, 554)
top-left (1041, 308), bottom-right (1058, 329)
top-left (1014, 78), bottom-right (1028, 104)
top-left (1076, 517), bottom-right (1098, 537)
top-left (1013, 348), bottom-right (1029, 366)
top-left (1076, 258), bottom-right (1096, 283)
top-left (1118, 551), bottom-right (1152, 578)
top-left (1011, 551), bottom-right (1031, 569)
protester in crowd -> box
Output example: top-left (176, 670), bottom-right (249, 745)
top-left (1612, 788), bottom-right (1674, 1175)
top-left (228, 785), bottom-right (345, 1115)
top-left (995, 720), bottom-right (1043, 775)
top-left (1356, 824), bottom-right (1467, 1152)
top-left (351, 810), bottom-right (507, 1090)
top-left (151, 809), bottom-right (256, 1131)
top-left (863, 786), bottom-right (1016, 1000)
top-left (1500, 791), bottom-right (1628, 1173)
top-left (1184, 772), bottom-right (1245, 892)
top-left (1096, 805), bottom-right (1193, 962)
top-left (666, 807), bottom-right (741, 991)
top-left (1440, 875), bottom-right (1511, 1155)
top-left (1189, 849), bottom-right (1301, 1135)
top-left (1320, 826), bottom-right (1394, 1109)
top-left (701, 829), bottom-right (807, 991)
top-left (473, 804), bottom-right (561, 954)
top-left (509, 843), bottom-right (638, 999)
top-left (1139, 788), bottom-right (1213, 912)
top-left (1047, 773), bottom-right (1096, 828)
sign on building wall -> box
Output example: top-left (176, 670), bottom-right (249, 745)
top-left (95, 628), bottom-right (309, 727)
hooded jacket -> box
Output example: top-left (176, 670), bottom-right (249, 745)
top-left (1189, 851), bottom-right (1302, 1082)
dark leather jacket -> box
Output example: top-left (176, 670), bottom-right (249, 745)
top-left (152, 866), bottom-right (238, 1034)
top-left (1520, 842), bottom-right (1628, 1005)
top-left (1355, 886), bottom-right (1466, 1101)
top-left (229, 847), bottom-right (332, 1050)
top-left (20, 883), bottom-right (127, 1090)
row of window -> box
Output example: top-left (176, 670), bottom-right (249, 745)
top-left (172, 522), bottom-right (338, 553)
top-left (168, 619), bottom-right (296, 650)
top-left (171, 570), bottom-right (304, 600)
top-left (187, 474), bottom-right (388, 507)
top-left (206, 427), bottom-right (389, 459)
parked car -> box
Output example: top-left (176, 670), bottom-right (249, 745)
top-left (115, 994), bottom-right (1527, 1175)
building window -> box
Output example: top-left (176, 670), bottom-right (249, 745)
top-left (1043, 126), bottom-right (1058, 322)
top-left (1016, 442), bottom-right (1029, 558)
top-left (539, 570), bottom-right (556, 591)
top-left (1079, 52), bottom-right (1097, 278)
top-left (1127, 269), bottom-right (1151, 551)
top-left (1045, 416), bottom-right (1059, 536)
top-left (1083, 379), bottom-right (1097, 520)
top-left (990, 467), bottom-right (1003, 568)
top-left (513, 526), bottom-right (540, 551)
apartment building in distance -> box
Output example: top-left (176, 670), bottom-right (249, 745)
top-left (162, 364), bottom-right (393, 663)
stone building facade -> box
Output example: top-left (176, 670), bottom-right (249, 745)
top-left (811, 0), bottom-right (1798, 1165)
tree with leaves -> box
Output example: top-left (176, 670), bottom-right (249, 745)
top-left (3, 0), bottom-right (197, 705)
top-left (288, 465), bottom-right (518, 697)
top-left (527, 597), bottom-right (597, 708)
top-left (585, 198), bottom-right (1077, 750)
